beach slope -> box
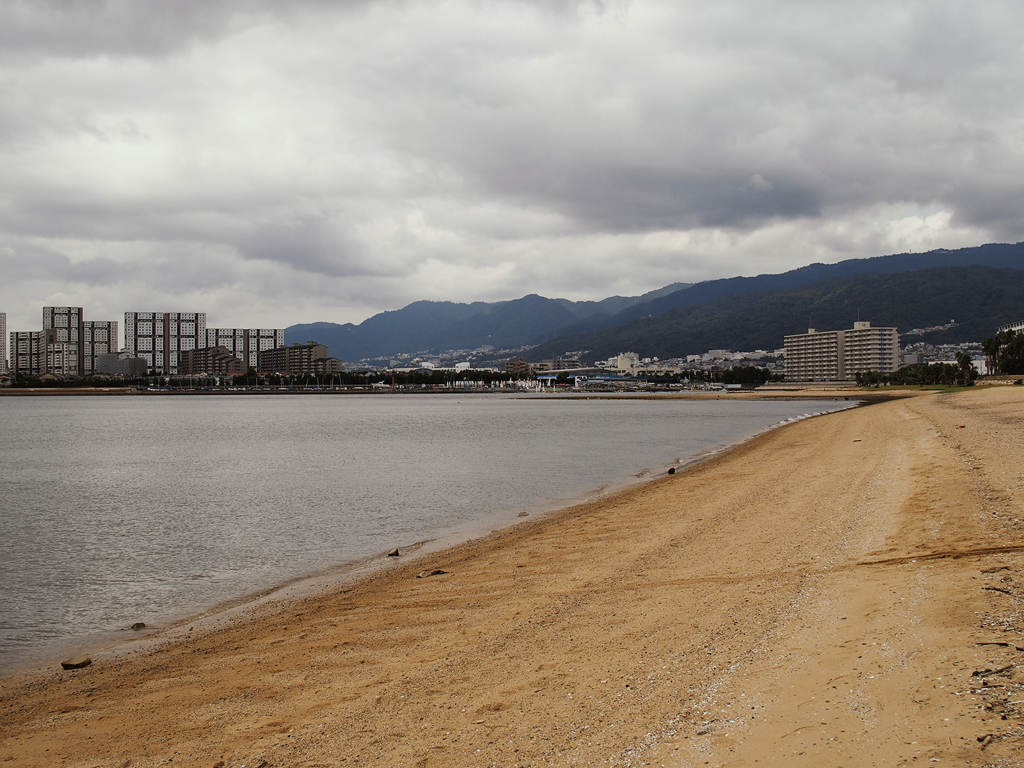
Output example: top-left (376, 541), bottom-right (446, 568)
top-left (2, 387), bottom-right (1023, 767)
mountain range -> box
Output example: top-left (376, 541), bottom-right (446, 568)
top-left (284, 242), bottom-right (1024, 364)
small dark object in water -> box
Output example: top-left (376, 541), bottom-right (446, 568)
top-left (387, 548), bottom-right (400, 557)
top-left (131, 622), bottom-right (146, 631)
top-left (667, 467), bottom-right (676, 475)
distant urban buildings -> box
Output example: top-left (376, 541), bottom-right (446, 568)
top-left (258, 341), bottom-right (343, 375)
top-left (10, 330), bottom-right (66, 376)
top-left (123, 314), bottom-right (289, 375)
top-left (6, 307), bottom-right (295, 377)
top-left (82, 320), bottom-right (118, 375)
top-left (124, 312), bottom-right (207, 375)
top-left (42, 306), bottom-right (82, 375)
top-left (9, 307), bottom-right (120, 377)
top-left (504, 358), bottom-right (533, 377)
top-left (95, 351), bottom-right (149, 377)
top-left (504, 357), bottom-right (583, 376)
top-left (179, 346), bottom-right (245, 376)
top-left (205, 328), bottom-right (284, 371)
top-left (43, 307), bottom-right (120, 375)
top-left (785, 321), bottom-right (900, 381)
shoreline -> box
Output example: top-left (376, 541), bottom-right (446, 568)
top-left (4, 387), bottom-right (1022, 766)
top-left (0, 396), bottom-right (862, 680)
top-left (0, 385), bottom-right (926, 399)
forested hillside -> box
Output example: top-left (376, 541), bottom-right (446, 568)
top-left (525, 266), bottom-right (1024, 363)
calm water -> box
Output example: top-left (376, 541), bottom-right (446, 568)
top-left (0, 393), bottom-right (855, 673)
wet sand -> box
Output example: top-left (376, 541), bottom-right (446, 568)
top-left (2, 385), bottom-right (1023, 767)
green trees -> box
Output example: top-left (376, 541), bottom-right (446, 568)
top-left (981, 329), bottom-right (1024, 375)
top-left (720, 366), bottom-right (775, 385)
top-left (857, 362), bottom-right (976, 387)
top-left (955, 351), bottom-right (979, 385)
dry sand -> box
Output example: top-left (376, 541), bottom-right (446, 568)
top-left (2, 386), bottom-right (1023, 767)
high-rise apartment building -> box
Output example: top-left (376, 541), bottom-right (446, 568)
top-left (785, 321), bottom-right (899, 381)
top-left (124, 312), bottom-right (207, 375)
top-left (42, 306), bottom-right (83, 375)
top-left (39, 307), bottom-right (120, 376)
top-left (204, 328), bottom-right (284, 371)
top-left (82, 321), bottom-right (118, 375)
top-left (9, 329), bottom-right (77, 376)
top-left (9, 331), bottom-right (36, 376)
top-left (0, 312), bottom-right (6, 374)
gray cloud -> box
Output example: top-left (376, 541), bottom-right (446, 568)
top-left (0, 0), bottom-right (357, 61)
top-left (0, 0), bottom-right (1021, 334)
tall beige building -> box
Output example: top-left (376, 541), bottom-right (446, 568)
top-left (0, 312), bottom-right (6, 374)
top-left (785, 321), bottom-right (899, 382)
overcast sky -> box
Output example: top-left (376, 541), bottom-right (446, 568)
top-left (2, 0), bottom-right (1023, 332)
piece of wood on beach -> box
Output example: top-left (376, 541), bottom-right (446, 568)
top-left (60, 656), bottom-right (92, 670)
top-left (972, 664), bottom-right (1015, 678)
top-left (416, 569), bottom-right (450, 579)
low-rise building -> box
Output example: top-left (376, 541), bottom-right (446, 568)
top-left (179, 346), bottom-right (246, 376)
top-left (505, 358), bottom-right (535, 377)
top-left (534, 358), bottom-right (583, 372)
top-left (258, 341), bottom-right (342, 374)
top-left (95, 351), bottom-right (149, 377)
top-left (615, 352), bottom-right (641, 371)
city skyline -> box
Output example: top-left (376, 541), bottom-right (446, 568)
top-left (6, 306), bottom-right (284, 376)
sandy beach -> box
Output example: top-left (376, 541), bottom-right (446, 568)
top-left (2, 385), bottom-right (1023, 767)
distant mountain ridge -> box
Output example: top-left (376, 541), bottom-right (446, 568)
top-left (525, 265), bottom-right (1024, 364)
top-left (285, 242), bottom-right (1024, 362)
top-left (285, 283), bottom-right (691, 361)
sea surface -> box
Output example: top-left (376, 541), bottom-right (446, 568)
top-left (0, 393), bottom-right (855, 674)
